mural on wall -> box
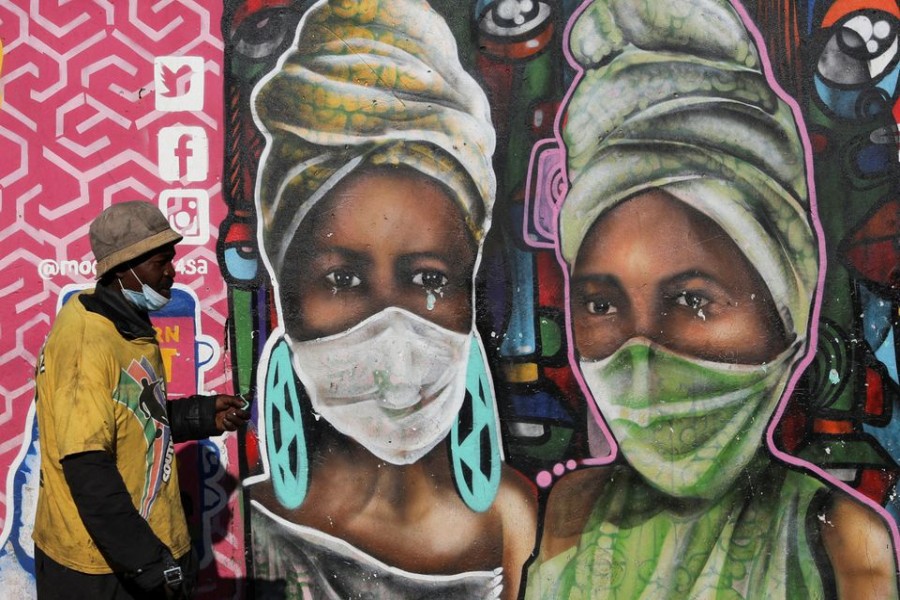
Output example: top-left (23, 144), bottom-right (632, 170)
top-left (1, 0), bottom-right (900, 598)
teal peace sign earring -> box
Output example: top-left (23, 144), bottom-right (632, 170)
top-left (264, 338), bottom-right (309, 510)
top-left (450, 335), bottom-right (501, 512)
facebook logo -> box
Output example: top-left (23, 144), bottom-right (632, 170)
top-left (158, 126), bottom-right (208, 183)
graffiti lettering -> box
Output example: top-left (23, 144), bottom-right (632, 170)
top-left (159, 347), bottom-right (178, 383)
top-left (154, 325), bottom-right (181, 344)
top-left (174, 258), bottom-right (208, 275)
top-left (37, 259), bottom-right (97, 280)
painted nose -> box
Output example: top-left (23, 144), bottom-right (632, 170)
top-left (629, 300), bottom-right (666, 344)
top-left (629, 307), bottom-right (683, 351)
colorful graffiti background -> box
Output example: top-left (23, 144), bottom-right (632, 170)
top-left (0, 0), bottom-right (899, 597)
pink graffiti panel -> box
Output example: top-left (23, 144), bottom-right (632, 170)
top-left (0, 0), bottom-right (242, 595)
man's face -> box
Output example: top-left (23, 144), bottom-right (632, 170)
top-left (119, 243), bottom-right (178, 298)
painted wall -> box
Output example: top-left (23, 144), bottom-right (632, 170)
top-left (0, 0), bottom-right (898, 597)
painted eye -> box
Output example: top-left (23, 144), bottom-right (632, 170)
top-left (585, 299), bottom-right (617, 315)
top-left (232, 9), bottom-right (299, 61)
top-left (325, 270), bottom-right (361, 289)
top-left (479, 0), bottom-right (553, 39)
top-left (412, 270), bottom-right (448, 290)
top-left (674, 291), bottom-right (710, 311)
top-left (817, 11), bottom-right (898, 84)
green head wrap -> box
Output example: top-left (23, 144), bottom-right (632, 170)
top-left (253, 0), bottom-right (496, 278)
top-left (559, 0), bottom-right (818, 341)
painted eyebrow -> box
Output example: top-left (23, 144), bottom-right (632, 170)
top-left (569, 273), bottom-right (622, 288)
top-left (662, 269), bottom-right (721, 289)
top-left (302, 245), bottom-right (372, 270)
top-left (396, 251), bottom-right (454, 266)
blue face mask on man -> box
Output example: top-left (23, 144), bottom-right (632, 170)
top-left (119, 269), bottom-right (170, 312)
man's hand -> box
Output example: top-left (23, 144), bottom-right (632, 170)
top-left (213, 395), bottom-right (250, 433)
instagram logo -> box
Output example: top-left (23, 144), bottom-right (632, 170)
top-left (158, 126), bottom-right (208, 182)
top-left (159, 190), bottom-right (210, 246)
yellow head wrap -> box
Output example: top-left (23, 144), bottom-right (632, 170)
top-left (253, 0), bottom-right (496, 277)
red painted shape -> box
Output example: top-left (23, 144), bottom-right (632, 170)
top-left (809, 131), bottom-right (829, 154)
top-left (857, 467), bottom-right (899, 504)
top-left (475, 55), bottom-right (516, 140)
top-left (536, 250), bottom-right (564, 308)
top-left (245, 426), bottom-right (261, 470)
top-left (479, 23), bottom-right (555, 60)
top-left (231, 0), bottom-right (294, 31)
top-left (777, 405), bottom-right (807, 453)
top-left (865, 366), bottom-right (887, 417)
top-left (843, 199), bottom-right (900, 290)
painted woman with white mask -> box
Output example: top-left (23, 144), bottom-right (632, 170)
top-left (245, 1), bottom-right (536, 598)
top-left (525, 0), bottom-right (898, 598)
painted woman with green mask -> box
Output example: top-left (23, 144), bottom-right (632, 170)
top-left (525, 0), bottom-right (899, 598)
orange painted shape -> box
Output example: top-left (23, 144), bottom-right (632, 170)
top-left (812, 418), bottom-right (855, 434)
top-left (822, 0), bottom-right (900, 28)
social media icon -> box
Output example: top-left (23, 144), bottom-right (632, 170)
top-left (158, 126), bottom-right (208, 182)
top-left (159, 190), bottom-right (210, 246)
top-left (155, 56), bottom-right (204, 112)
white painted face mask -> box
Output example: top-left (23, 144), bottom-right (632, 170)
top-left (286, 307), bottom-right (471, 465)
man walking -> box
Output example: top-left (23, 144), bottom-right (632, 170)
top-left (32, 201), bottom-right (249, 599)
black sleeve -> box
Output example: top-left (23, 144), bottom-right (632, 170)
top-left (61, 451), bottom-right (173, 591)
top-left (167, 395), bottom-right (218, 442)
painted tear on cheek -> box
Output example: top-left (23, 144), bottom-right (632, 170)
top-left (425, 287), bottom-right (445, 311)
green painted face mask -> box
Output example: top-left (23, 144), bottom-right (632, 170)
top-left (580, 338), bottom-right (799, 500)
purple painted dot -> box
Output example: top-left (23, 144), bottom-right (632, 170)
top-left (536, 471), bottom-right (552, 488)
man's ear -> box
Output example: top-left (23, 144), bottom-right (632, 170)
top-left (112, 267), bottom-right (134, 288)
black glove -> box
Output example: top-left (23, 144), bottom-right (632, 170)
top-left (131, 546), bottom-right (178, 592)
top-left (133, 547), bottom-right (197, 599)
